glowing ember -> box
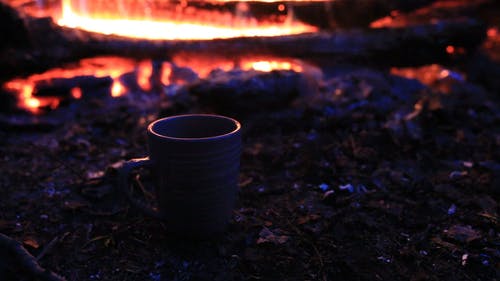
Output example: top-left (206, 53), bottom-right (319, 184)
top-left (445, 45), bottom-right (466, 55)
top-left (487, 27), bottom-right (498, 38)
top-left (391, 64), bottom-right (465, 93)
top-left (483, 27), bottom-right (500, 62)
top-left (71, 87), bottom-right (82, 99)
top-left (370, 16), bottom-right (394, 28)
top-left (57, 0), bottom-right (318, 40)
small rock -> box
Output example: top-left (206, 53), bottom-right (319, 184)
top-left (449, 170), bottom-right (468, 179)
top-left (318, 183), bottom-right (329, 191)
top-left (461, 254), bottom-right (468, 266)
top-left (322, 190), bottom-right (336, 204)
top-left (463, 161), bottom-right (474, 168)
top-left (339, 183), bottom-right (354, 193)
top-left (86, 170), bottom-right (105, 180)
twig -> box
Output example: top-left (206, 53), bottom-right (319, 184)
top-left (133, 174), bottom-right (155, 200)
top-left (36, 236), bottom-right (59, 261)
top-left (286, 220), bottom-right (327, 281)
top-left (0, 233), bottom-right (66, 281)
top-left (36, 232), bottom-right (69, 261)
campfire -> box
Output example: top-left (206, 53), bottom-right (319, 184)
top-left (0, 0), bottom-right (499, 280)
top-left (2, 0), bottom-right (330, 113)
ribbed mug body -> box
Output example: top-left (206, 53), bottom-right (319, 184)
top-left (147, 114), bottom-right (241, 236)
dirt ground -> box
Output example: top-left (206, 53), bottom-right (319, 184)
top-left (1, 56), bottom-right (499, 281)
top-left (1, 2), bottom-right (500, 281)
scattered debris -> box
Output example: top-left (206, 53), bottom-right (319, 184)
top-left (256, 227), bottom-right (289, 245)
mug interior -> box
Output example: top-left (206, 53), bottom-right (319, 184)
top-left (150, 114), bottom-right (240, 139)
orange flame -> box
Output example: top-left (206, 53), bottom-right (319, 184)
top-left (170, 52), bottom-right (306, 78)
top-left (161, 62), bottom-right (172, 85)
top-left (137, 61), bottom-right (153, 91)
top-left (391, 64), bottom-right (465, 88)
top-left (57, 0), bottom-right (317, 40)
top-left (242, 60), bottom-right (303, 72)
top-left (111, 81), bottom-right (126, 97)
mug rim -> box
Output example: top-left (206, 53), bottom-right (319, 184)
top-left (148, 114), bottom-right (241, 141)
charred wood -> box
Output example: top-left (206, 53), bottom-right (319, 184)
top-left (188, 69), bottom-right (303, 116)
top-left (73, 19), bottom-right (486, 66)
top-left (0, 2), bottom-right (30, 50)
top-left (34, 75), bottom-right (113, 98)
top-left (373, 0), bottom-right (495, 27)
top-left (318, 0), bottom-right (437, 28)
top-left (0, 90), bottom-right (17, 113)
top-left (467, 53), bottom-right (500, 93)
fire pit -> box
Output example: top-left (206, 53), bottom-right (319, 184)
top-left (0, 0), bottom-right (499, 280)
top-left (0, 0), bottom-right (488, 115)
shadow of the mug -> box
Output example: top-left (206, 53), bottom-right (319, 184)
top-left (152, 228), bottom-right (235, 259)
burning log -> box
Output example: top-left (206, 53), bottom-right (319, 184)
top-left (188, 69), bottom-right (303, 115)
top-left (34, 75), bottom-right (113, 98)
top-left (315, 0), bottom-right (437, 28)
top-left (35, 19), bottom-right (487, 64)
top-left (371, 0), bottom-right (494, 28)
top-left (0, 2), bottom-right (30, 50)
top-left (69, 19), bottom-right (486, 67)
top-left (0, 1), bottom-right (487, 80)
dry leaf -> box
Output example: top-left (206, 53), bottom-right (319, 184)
top-left (23, 237), bottom-right (40, 249)
top-left (63, 199), bottom-right (88, 210)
